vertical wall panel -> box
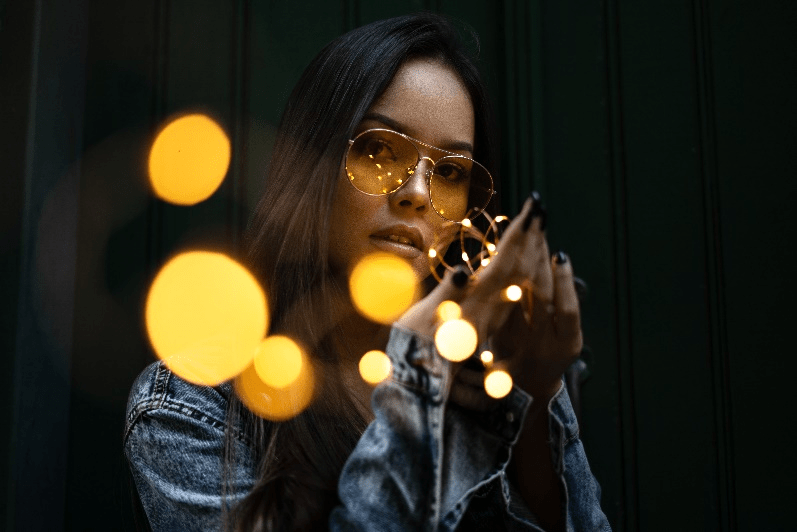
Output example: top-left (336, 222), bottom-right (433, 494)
top-left (6, 0), bottom-right (88, 529)
top-left (66, 0), bottom-right (157, 528)
top-left (538, 0), bottom-right (627, 527)
top-left (709, 1), bottom-right (797, 529)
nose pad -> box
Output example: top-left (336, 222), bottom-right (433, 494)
top-left (418, 156), bottom-right (435, 179)
top-left (392, 156), bottom-right (434, 212)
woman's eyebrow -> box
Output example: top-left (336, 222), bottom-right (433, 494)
top-left (361, 112), bottom-right (474, 154)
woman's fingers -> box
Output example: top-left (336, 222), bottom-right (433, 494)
top-left (551, 252), bottom-right (583, 352)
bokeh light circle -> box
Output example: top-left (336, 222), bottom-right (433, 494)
top-left (436, 300), bottom-right (462, 322)
top-left (254, 335), bottom-right (304, 389)
top-left (484, 369), bottom-right (513, 399)
top-left (434, 318), bottom-right (478, 362)
top-left (145, 251), bottom-right (268, 385)
top-left (359, 350), bottom-right (392, 384)
top-left (349, 252), bottom-right (419, 324)
top-left (235, 359), bottom-right (314, 421)
top-left (148, 114), bottom-right (231, 205)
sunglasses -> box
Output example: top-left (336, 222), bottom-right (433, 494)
top-left (345, 128), bottom-right (494, 222)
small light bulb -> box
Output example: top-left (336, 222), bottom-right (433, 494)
top-left (480, 258), bottom-right (491, 267)
top-left (485, 370), bottom-right (513, 399)
top-left (480, 350), bottom-right (494, 365)
top-left (428, 249), bottom-right (437, 258)
top-left (504, 285), bottom-right (522, 302)
top-left (461, 218), bottom-right (472, 228)
top-left (486, 242), bottom-right (496, 253)
top-left (461, 252), bottom-right (469, 262)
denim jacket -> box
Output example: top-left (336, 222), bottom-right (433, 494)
top-left (125, 327), bottom-right (611, 531)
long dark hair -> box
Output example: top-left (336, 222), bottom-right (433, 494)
top-left (227, 13), bottom-right (499, 531)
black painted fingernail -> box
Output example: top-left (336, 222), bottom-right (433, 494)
top-left (554, 250), bottom-right (568, 264)
top-left (452, 267), bottom-right (470, 288)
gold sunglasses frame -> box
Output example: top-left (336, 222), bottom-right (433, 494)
top-left (345, 128), bottom-right (494, 222)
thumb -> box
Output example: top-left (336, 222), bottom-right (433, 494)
top-left (395, 266), bottom-right (471, 336)
top-left (426, 265), bottom-right (471, 305)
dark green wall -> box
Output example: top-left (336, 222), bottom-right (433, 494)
top-left (2, 0), bottom-right (795, 530)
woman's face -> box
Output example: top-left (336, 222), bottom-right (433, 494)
top-left (328, 58), bottom-right (476, 283)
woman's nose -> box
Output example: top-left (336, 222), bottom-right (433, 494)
top-left (390, 157), bottom-right (434, 213)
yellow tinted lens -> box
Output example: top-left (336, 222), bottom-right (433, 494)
top-left (430, 156), bottom-right (492, 221)
top-left (347, 130), bottom-right (417, 195)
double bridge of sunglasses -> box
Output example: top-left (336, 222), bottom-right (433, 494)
top-left (345, 128), bottom-right (494, 222)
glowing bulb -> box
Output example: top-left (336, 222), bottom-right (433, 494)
top-left (145, 251), bottom-right (268, 385)
top-left (428, 248), bottom-right (437, 258)
top-left (359, 350), bottom-right (392, 384)
top-left (461, 252), bottom-right (469, 262)
top-left (435, 319), bottom-right (478, 362)
top-left (495, 216), bottom-right (507, 223)
top-left (349, 252), bottom-right (419, 324)
top-left (436, 300), bottom-right (462, 322)
top-left (253, 335), bottom-right (303, 389)
top-left (504, 285), bottom-right (523, 302)
top-left (461, 218), bottom-right (472, 228)
top-left (480, 258), bottom-right (491, 267)
top-left (484, 370), bottom-right (513, 399)
top-left (486, 242), bottom-right (496, 253)
top-left (480, 350), bottom-right (494, 365)
top-left (148, 114), bottom-right (231, 205)
top-left (376, 163), bottom-right (382, 169)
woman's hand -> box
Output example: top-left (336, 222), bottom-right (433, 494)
top-left (490, 251), bottom-right (583, 400)
top-left (397, 195), bottom-right (582, 402)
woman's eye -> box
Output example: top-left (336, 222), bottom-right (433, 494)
top-left (363, 139), bottom-right (396, 161)
top-left (435, 163), bottom-right (468, 182)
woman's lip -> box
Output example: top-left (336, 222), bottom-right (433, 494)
top-left (370, 225), bottom-right (425, 251)
top-left (369, 236), bottom-right (423, 259)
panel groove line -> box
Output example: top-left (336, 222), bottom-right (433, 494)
top-left (501, 0), bottom-right (520, 208)
top-left (146, 0), bottom-right (171, 273)
top-left (602, 0), bottom-right (638, 529)
top-left (692, 0), bottom-right (736, 529)
top-left (342, 0), bottom-right (360, 32)
top-left (515, 0), bottom-right (533, 202)
top-left (228, 0), bottom-right (251, 250)
top-left (527, 0), bottom-right (544, 201)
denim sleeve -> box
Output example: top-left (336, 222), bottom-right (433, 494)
top-left (330, 327), bottom-right (611, 532)
top-left (330, 327), bottom-right (532, 531)
top-left (547, 381), bottom-right (612, 531)
top-left (124, 362), bottom-right (255, 531)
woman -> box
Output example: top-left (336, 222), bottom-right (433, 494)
top-left (125, 13), bottom-right (610, 531)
